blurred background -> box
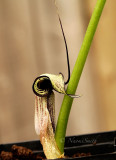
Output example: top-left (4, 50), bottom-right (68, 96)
top-left (0, 0), bottom-right (116, 144)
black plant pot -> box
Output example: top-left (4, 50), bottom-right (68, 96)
top-left (0, 130), bottom-right (116, 160)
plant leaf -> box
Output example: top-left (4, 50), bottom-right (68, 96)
top-left (33, 73), bottom-right (79, 159)
top-left (35, 92), bottom-right (63, 159)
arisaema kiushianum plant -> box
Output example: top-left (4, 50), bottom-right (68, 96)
top-left (32, 0), bottom-right (106, 159)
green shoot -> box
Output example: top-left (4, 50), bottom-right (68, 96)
top-left (55, 0), bottom-right (106, 153)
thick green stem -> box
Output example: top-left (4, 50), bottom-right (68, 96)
top-left (55, 0), bottom-right (106, 153)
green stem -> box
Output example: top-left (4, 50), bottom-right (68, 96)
top-left (55, 0), bottom-right (106, 153)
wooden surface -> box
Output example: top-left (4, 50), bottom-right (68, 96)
top-left (0, 0), bottom-right (115, 144)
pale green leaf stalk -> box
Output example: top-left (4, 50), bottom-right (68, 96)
top-left (55, 0), bottom-right (106, 153)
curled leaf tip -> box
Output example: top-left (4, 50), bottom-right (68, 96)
top-left (32, 73), bottom-right (79, 98)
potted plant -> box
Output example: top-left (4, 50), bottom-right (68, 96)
top-left (1, 0), bottom-right (116, 159)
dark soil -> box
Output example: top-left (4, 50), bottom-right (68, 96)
top-left (0, 145), bottom-right (45, 160)
top-left (0, 145), bottom-right (91, 160)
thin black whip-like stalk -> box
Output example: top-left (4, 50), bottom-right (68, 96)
top-left (53, 0), bottom-right (70, 84)
top-left (58, 15), bottom-right (70, 85)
